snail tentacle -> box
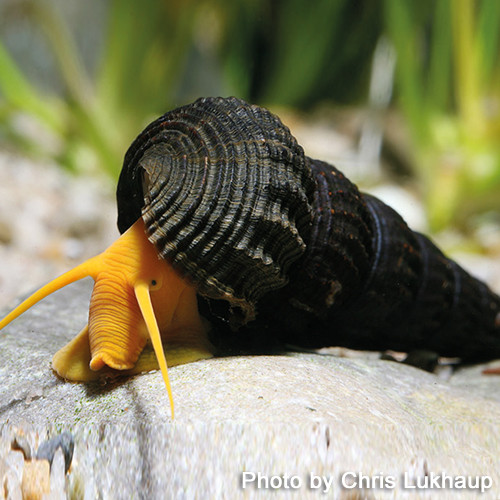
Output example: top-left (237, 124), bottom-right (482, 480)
top-left (135, 280), bottom-right (175, 417)
top-left (0, 258), bottom-right (99, 332)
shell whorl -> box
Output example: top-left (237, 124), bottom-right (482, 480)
top-left (117, 97), bottom-right (315, 321)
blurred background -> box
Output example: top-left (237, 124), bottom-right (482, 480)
top-left (1, 0), bottom-right (500, 307)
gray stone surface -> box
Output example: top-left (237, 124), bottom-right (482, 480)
top-left (1, 280), bottom-right (500, 499)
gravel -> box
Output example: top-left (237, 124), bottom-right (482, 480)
top-left (0, 151), bottom-right (117, 310)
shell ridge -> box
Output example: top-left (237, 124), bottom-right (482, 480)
top-left (117, 97), bottom-right (315, 323)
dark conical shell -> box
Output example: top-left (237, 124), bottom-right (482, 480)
top-left (117, 97), bottom-right (315, 321)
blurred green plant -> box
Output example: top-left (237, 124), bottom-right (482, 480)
top-left (215, 0), bottom-right (382, 107)
top-left (384, 0), bottom-right (500, 232)
top-left (4, 0), bottom-right (497, 236)
top-left (0, 0), bottom-right (382, 178)
top-left (0, 0), bottom-right (200, 177)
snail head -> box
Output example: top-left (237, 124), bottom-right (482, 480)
top-left (0, 218), bottom-right (212, 417)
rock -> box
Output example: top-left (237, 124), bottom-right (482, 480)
top-left (1, 280), bottom-right (500, 499)
top-left (36, 432), bottom-right (74, 473)
top-left (21, 460), bottom-right (50, 500)
top-left (47, 448), bottom-right (66, 500)
top-left (11, 434), bottom-right (33, 460)
top-left (1, 450), bottom-right (24, 500)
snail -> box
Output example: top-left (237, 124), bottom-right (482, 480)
top-left (1, 97), bottom-right (500, 418)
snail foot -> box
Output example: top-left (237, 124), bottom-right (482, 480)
top-left (52, 324), bottom-right (99, 381)
top-left (128, 342), bottom-right (214, 374)
top-left (52, 324), bottom-right (214, 382)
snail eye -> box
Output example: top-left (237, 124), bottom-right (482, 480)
top-left (149, 278), bottom-right (163, 290)
top-left (149, 279), bottom-right (161, 290)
